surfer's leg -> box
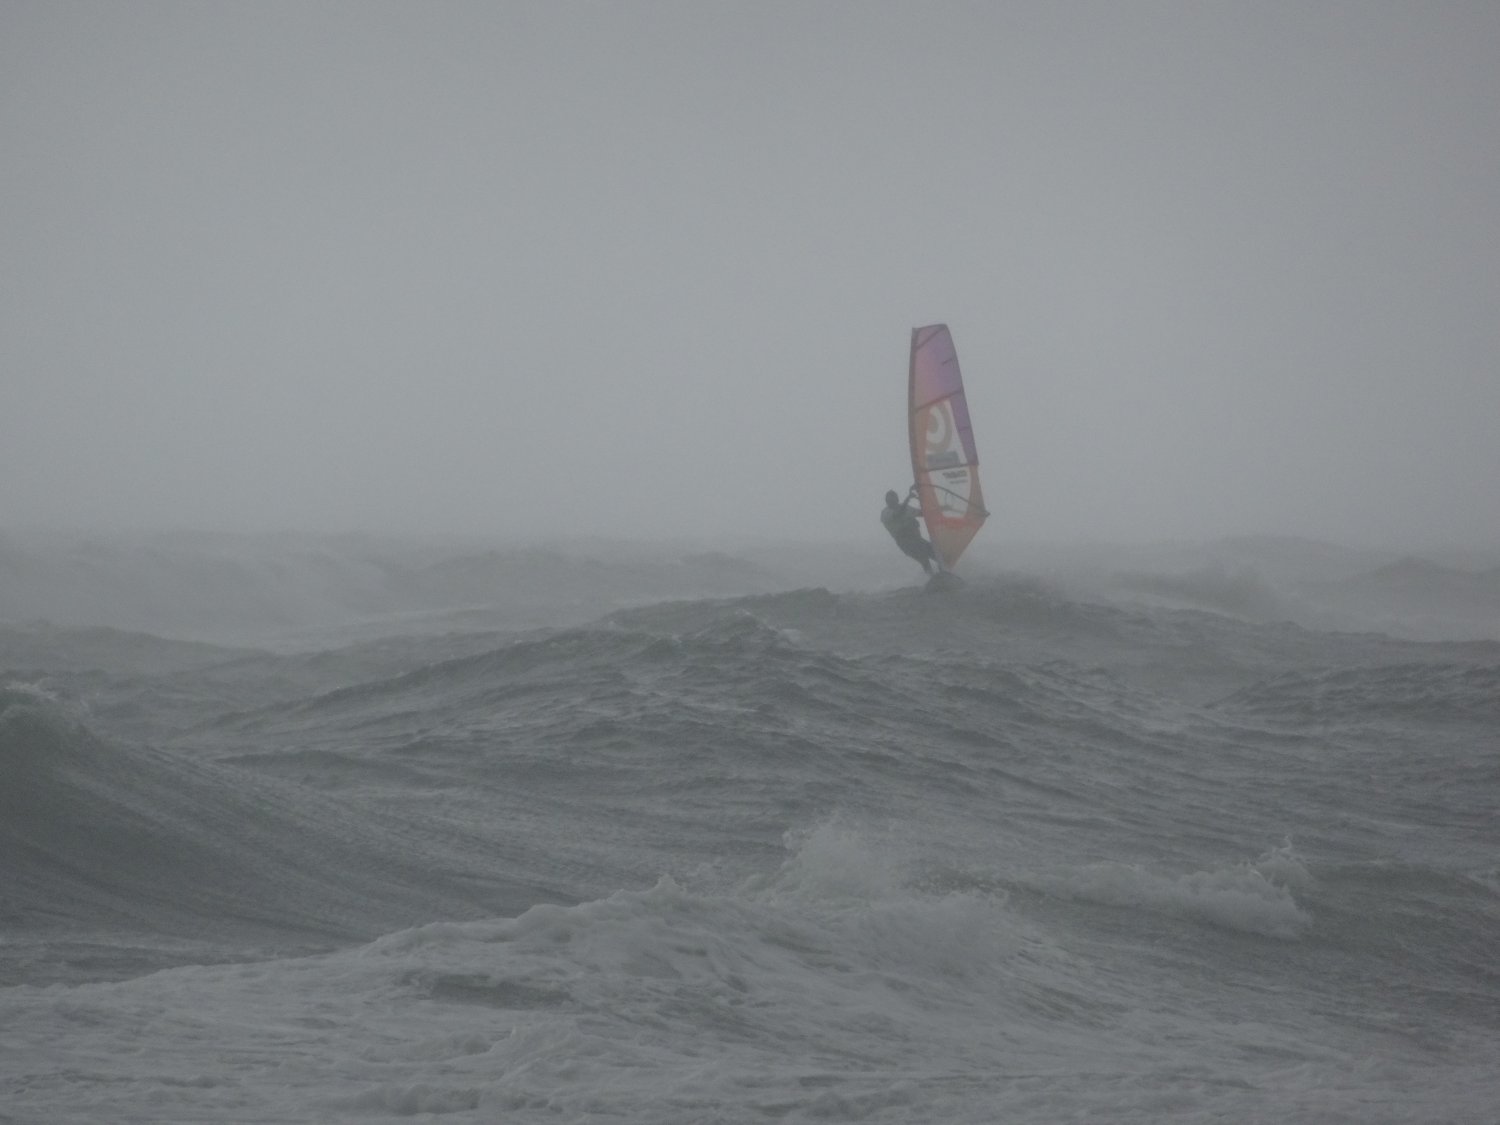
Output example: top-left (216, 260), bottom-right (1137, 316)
top-left (898, 538), bottom-right (933, 574)
top-left (920, 538), bottom-right (941, 574)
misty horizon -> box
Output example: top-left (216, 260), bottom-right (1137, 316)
top-left (4, 3), bottom-right (1497, 549)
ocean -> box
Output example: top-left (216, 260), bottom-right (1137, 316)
top-left (3, 539), bottom-right (1499, 1123)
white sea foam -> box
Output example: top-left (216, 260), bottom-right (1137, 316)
top-left (1037, 848), bottom-right (1314, 939)
top-left (7, 813), bottom-right (1497, 1123)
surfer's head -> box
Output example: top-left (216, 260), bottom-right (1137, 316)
top-left (885, 490), bottom-right (900, 507)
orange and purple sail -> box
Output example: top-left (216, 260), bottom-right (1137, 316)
top-left (909, 324), bottom-right (987, 570)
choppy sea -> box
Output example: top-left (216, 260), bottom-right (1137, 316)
top-left (3, 576), bottom-right (1498, 1123)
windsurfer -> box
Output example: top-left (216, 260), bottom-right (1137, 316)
top-left (881, 487), bottom-right (940, 575)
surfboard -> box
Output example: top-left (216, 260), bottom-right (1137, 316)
top-left (909, 324), bottom-right (987, 572)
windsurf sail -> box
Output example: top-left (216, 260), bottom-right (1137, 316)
top-left (909, 324), bottom-right (987, 570)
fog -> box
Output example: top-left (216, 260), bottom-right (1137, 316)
top-left (4, 1), bottom-right (1497, 549)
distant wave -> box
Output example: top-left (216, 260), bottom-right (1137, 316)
top-left (1214, 662), bottom-right (1500, 724)
top-left (1111, 563), bottom-right (1287, 621)
top-left (0, 685), bottom-right (511, 968)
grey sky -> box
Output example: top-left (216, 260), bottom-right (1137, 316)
top-left (4, 1), bottom-right (1497, 547)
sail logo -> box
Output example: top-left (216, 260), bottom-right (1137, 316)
top-left (921, 399), bottom-right (966, 473)
top-left (924, 400), bottom-right (956, 454)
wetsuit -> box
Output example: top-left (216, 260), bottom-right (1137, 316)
top-left (881, 499), bottom-right (937, 575)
